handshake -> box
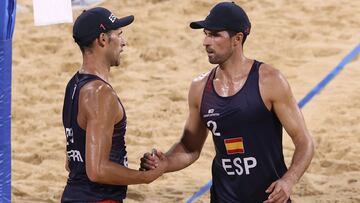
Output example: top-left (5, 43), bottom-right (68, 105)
top-left (138, 148), bottom-right (168, 180)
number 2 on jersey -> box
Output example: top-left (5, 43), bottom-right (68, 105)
top-left (207, 120), bottom-right (221, 136)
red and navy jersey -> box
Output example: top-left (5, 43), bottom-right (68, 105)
top-left (200, 61), bottom-right (290, 202)
top-left (61, 72), bottom-right (127, 202)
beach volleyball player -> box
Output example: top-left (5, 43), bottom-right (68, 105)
top-left (140, 2), bottom-right (314, 203)
top-left (61, 7), bottom-right (166, 203)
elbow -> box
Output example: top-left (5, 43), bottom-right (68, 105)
top-left (294, 133), bottom-right (315, 161)
top-left (87, 170), bottom-right (102, 183)
top-left (186, 148), bottom-right (201, 165)
top-left (181, 142), bottom-right (201, 162)
top-left (301, 134), bottom-right (315, 160)
top-left (86, 165), bottom-right (106, 183)
top-left (186, 150), bottom-right (201, 166)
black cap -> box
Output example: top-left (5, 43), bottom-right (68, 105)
top-left (190, 2), bottom-right (251, 35)
top-left (73, 7), bottom-right (134, 46)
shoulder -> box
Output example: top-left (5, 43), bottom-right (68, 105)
top-left (188, 70), bottom-right (212, 108)
top-left (259, 63), bottom-right (292, 100)
top-left (80, 80), bottom-right (117, 105)
top-left (191, 71), bottom-right (211, 90)
top-left (259, 63), bottom-right (289, 88)
top-left (259, 63), bottom-right (283, 81)
top-left (81, 80), bottom-right (115, 95)
top-left (77, 79), bottom-right (122, 125)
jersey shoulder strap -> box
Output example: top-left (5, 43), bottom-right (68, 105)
top-left (62, 73), bottom-right (102, 128)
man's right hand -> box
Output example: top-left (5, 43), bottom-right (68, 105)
top-left (139, 149), bottom-right (168, 184)
top-left (139, 149), bottom-right (164, 171)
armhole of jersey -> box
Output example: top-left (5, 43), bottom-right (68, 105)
top-left (199, 67), bottom-right (217, 116)
top-left (256, 62), bottom-right (275, 114)
top-left (63, 76), bottom-right (80, 129)
top-left (68, 75), bottom-right (102, 130)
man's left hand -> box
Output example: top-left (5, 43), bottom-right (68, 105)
top-left (263, 178), bottom-right (293, 203)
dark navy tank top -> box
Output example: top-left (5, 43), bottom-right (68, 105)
top-left (61, 72), bottom-right (128, 202)
top-left (200, 61), bottom-right (289, 203)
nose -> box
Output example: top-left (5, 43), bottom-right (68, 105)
top-left (120, 35), bottom-right (126, 47)
top-left (203, 35), bottom-right (211, 47)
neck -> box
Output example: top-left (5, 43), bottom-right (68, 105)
top-left (80, 51), bottom-right (110, 82)
top-left (218, 49), bottom-right (251, 82)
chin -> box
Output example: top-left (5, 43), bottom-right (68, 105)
top-left (208, 58), bottom-right (220, 64)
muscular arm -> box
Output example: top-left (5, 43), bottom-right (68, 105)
top-left (80, 81), bottom-right (164, 185)
top-left (270, 70), bottom-right (314, 184)
top-left (163, 76), bottom-right (209, 173)
top-left (260, 65), bottom-right (314, 202)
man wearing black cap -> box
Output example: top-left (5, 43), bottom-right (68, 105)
top-left (61, 7), bottom-right (167, 203)
top-left (140, 2), bottom-right (314, 203)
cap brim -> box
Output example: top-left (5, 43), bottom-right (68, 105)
top-left (115, 15), bottom-right (135, 28)
top-left (189, 20), bottom-right (226, 30)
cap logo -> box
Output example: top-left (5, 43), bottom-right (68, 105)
top-left (109, 13), bottom-right (116, 23)
top-left (100, 23), bottom-right (106, 30)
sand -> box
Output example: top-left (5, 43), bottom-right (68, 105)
top-left (11, 0), bottom-right (360, 202)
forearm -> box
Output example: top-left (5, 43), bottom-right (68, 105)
top-left (283, 135), bottom-right (314, 184)
top-left (165, 142), bottom-right (200, 173)
top-left (87, 161), bottom-right (160, 185)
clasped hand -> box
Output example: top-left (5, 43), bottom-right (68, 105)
top-left (139, 148), bottom-right (166, 171)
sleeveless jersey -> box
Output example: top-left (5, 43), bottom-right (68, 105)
top-left (61, 72), bottom-right (128, 202)
top-left (200, 61), bottom-right (289, 202)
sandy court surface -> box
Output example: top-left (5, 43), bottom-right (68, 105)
top-left (11, 0), bottom-right (360, 202)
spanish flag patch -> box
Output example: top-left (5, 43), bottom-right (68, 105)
top-left (224, 137), bottom-right (244, 154)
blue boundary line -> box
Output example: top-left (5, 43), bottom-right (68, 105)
top-left (185, 43), bottom-right (360, 203)
top-left (298, 44), bottom-right (360, 108)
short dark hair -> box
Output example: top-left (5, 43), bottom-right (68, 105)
top-left (78, 31), bottom-right (112, 53)
top-left (78, 41), bottom-right (92, 53)
top-left (227, 30), bottom-right (248, 45)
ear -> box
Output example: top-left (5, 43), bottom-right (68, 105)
top-left (97, 33), bottom-right (107, 47)
top-left (233, 32), bottom-right (244, 46)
